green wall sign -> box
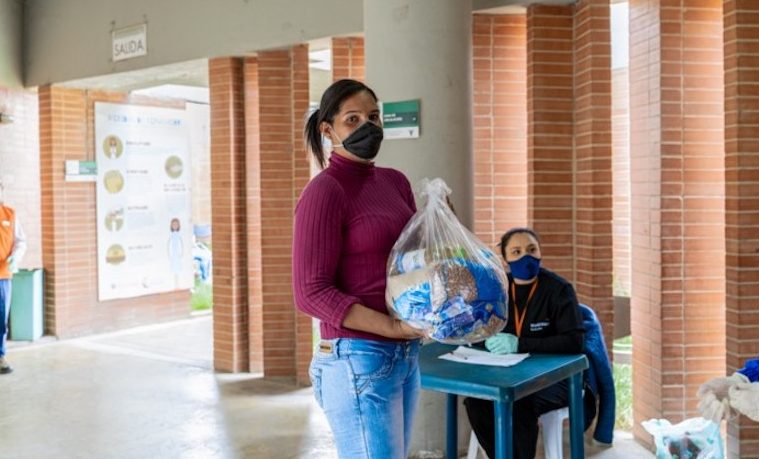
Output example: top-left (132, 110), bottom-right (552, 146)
top-left (382, 99), bottom-right (420, 139)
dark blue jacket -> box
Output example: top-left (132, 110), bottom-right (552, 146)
top-left (580, 304), bottom-right (615, 444)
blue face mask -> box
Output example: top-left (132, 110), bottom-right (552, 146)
top-left (508, 255), bottom-right (541, 280)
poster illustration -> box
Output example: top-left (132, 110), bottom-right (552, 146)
top-left (95, 102), bottom-right (192, 301)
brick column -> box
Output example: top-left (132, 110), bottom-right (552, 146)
top-left (39, 86), bottom-right (87, 336)
top-left (573, 0), bottom-right (614, 345)
top-left (724, 1), bottom-right (759, 456)
top-left (332, 37), bottom-right (365, 82)
top-left (244, 57), bottom-right (263, 374)
top-left (630, 0), bottom-right (725, 445)
top-left (612, 65), bottom-right (631, 298)
top-left (291, 44), bottom-right (313, 385)
top-left (472, 14), bottom-right (527, 248)
top-left (209, 58), bottom-right (250, 373)
top-left (527, 5), bottom-right (575, 282)
top-left (246, 46), bottom-right (312, 383)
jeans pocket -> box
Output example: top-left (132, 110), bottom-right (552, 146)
top-left (348, 352), bottom-right (394, 394)
top-left (309, 365), bottom-right (324, 408)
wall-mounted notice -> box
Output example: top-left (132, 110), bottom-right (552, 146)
top-left (112, 24), bottom-right (147, 62)
top-left (95, 102), bottom-right (192, 301)
top-left (382, 99), bottom-right (420, 139)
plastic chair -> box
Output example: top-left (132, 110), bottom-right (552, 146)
top-left (466, 407), bottom-right (568, 459)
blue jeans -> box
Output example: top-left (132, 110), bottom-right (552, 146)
top-left (309, 338), bottom-right (421, 459)
top-left (0, 279), bottom-right (10, 357)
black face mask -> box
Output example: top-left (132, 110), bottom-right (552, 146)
top-left (334, 122), bottom-right (384, 160)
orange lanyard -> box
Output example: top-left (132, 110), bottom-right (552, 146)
top-left (511, 280), bottom-right (538, 338)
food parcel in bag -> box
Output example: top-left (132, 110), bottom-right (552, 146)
top-left (385, 178), bottom-right (509, 344)
top-left (641, 417), bottom-right (724, 459)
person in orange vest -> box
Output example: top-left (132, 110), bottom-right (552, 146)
top-left (0, 180), bottom-right (27, 374)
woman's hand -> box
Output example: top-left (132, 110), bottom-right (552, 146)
top-left (342, 304), bottom-right (426, 340)
top-left (391, 319), bottom-right (427, 340)
top-left (485, 333), bottom-right (519, 354)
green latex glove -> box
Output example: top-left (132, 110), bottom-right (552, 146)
top-left (485, 333), bottom-right (519, 355)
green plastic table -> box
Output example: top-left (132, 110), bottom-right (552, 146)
top-left (419, 342), bottom-right (588, 459)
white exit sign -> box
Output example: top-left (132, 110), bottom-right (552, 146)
top-left (112, 24), bottom-right (147, 62)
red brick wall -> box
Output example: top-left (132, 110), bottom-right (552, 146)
top-left (612, 66), bottom-right (631, 297)
top-left (472, 14), bottom-right (528, 249)
top-left (209, 57), bottom-right (250, 373)
top-left (215, 47), bottom-right (312, 381)
top-left (256, 47), bottom-right (311, 382)
top-left (629, 1), bottom-right (663, 440)
top-left (724, 0), bottom-right (759, 455)
top-left (630, 0), bottom-right (725, 445)
top-left (573, 0), bottom-right (614, 347)
top-left (291, 45), bottom-right (313, 385)
top-left (38, 86), bottom-right (190, 339)
top-left (332, 37), bottom-right (365, 82)
top-left (0, 87), bottom-right (41, 269)
top-left (244, 57), bottom-right (263, 375)
top-left (526, 5), bottom-right (575, 282)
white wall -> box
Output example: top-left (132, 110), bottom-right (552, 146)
top-left (0, 0), bottom-right (23, 88)
top-left (24, 0), bottom-right (363, 86)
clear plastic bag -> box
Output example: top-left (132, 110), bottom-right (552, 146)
top-left (641, 418), bottom-right (724, 459)
top-left (385, 178), bottom-right (509, 344)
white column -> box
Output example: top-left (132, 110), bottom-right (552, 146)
top-left (364, 0), bottom-right (474, 228)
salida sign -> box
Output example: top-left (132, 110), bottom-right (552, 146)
top-left (112, 24), bottom-right (147, 62)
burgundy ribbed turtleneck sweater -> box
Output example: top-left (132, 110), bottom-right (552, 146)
top-left (292, 153), bottom-right (416, 341)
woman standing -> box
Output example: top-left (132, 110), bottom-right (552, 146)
top-left (293, 79), bottom-right (425, 459)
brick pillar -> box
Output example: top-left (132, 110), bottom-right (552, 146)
top-left (612, 65), bottom-right (631, 298)
top-left (244, 57), bottom-right (263, 374)
top-left (630, 0), bottom-right (725, 445)
top-left (331, 37), bottom-right (365, 82)
top-left (291, 44), bottom-right (314, 385)
top-left (527, 5), bottom-right (575, 282)
top-left (724, 1), bottom-right (759, 456)
top-left (472, 14), bottom-right (528, 248)
top-left (573, 0), bottom-right (614, 345)
top-left (209, 58), bottom-right (250, 373)
top-left (246, 46), bottom-right (312, 383)
top-left (39, 86), bottom-right (88, 336)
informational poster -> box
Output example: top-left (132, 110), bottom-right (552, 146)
top-left (95, 102), bottom-right (193, 301)
top-left (382, 99), bottom-right (420, 139)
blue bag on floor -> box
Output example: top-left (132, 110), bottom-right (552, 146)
top-left (641, 417), bottom-right (724, 459)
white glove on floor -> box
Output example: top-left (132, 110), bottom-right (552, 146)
top-left (697, 373), bottom-right (749, 422)
top-left (729, 381), bottom-right (759, 422)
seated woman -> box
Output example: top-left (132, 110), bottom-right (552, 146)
top-left (464, 227), bottom-right (594, 459)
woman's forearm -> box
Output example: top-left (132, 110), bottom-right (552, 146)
top-left (342, 304), bottom-right (425, 340)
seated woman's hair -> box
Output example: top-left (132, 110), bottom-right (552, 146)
top-left (497, 227), bottom-right (541, 259)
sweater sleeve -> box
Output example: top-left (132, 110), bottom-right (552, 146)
top-left (400, 173), bottom-right (417, 213)
top-left (292, 176), bottom-right (362, 328)
top-left (518, 283), bottom-right (585, 354)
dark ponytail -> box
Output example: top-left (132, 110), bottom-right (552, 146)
top-left (305, 109), bottom-right (325, 168)
top-left (304, 79), bottom-right (379, 169)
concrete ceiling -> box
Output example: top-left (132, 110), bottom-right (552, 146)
top-left (53, 0), bottom-right (576, 93)
top-left (58, 58), bottom-right (209, 92)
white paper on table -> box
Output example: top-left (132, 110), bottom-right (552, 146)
top-left (438, 346), bottom-right (530, 367)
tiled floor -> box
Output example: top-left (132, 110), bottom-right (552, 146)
top-left (2, 316), bottom-right (653, 459)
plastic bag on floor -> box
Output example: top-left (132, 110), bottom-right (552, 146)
top-left (385, 178), bottom-right (509, 344)
top-left (641, 417), bottom-right (724, 459)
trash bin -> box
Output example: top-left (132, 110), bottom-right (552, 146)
top-left (9, 268), bottom-right (44, 341)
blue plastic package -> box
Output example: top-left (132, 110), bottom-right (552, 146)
top-left (737, 357), bottom-right (759, 383)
